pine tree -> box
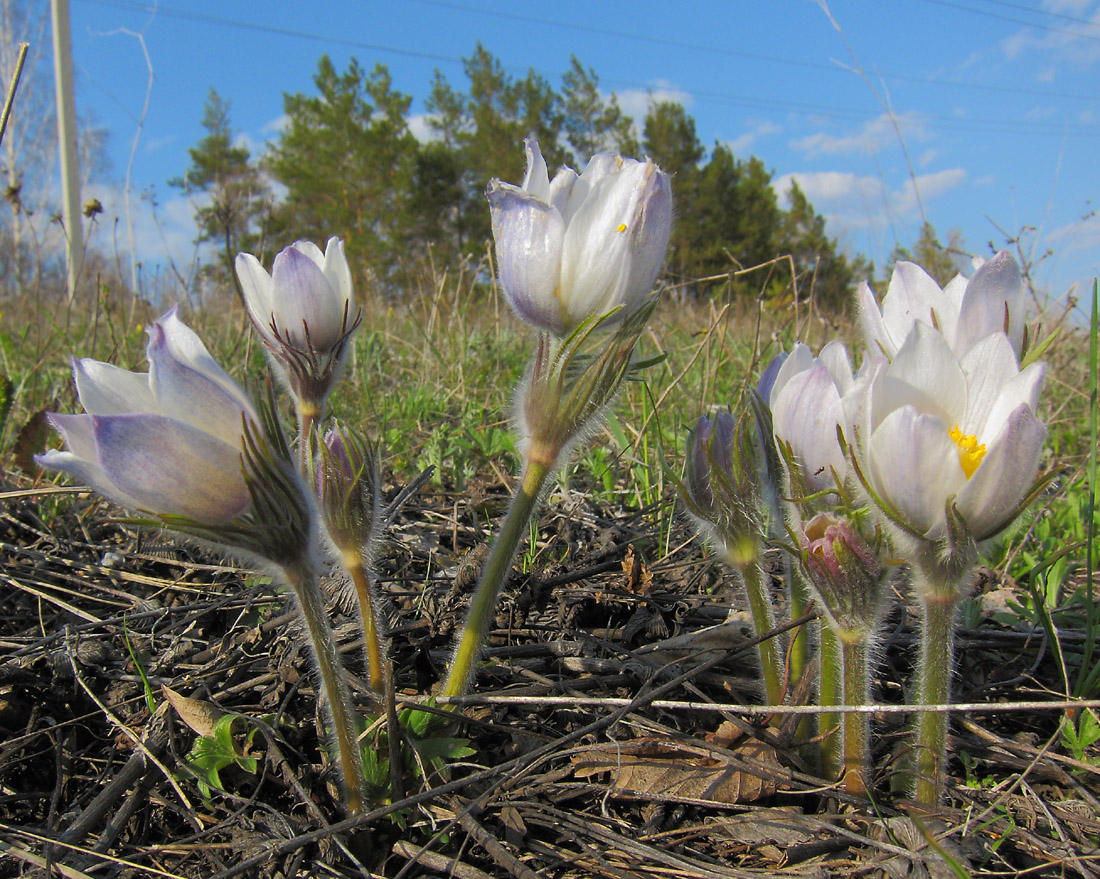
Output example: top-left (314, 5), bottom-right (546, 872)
top-left (560, 56), bottom-right (636, 161)
top-left (172, 88), bottom-right (270, 296)
top-left (266, 57), bottom-right (418, 294)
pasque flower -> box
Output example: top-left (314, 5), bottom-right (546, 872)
top-left (235, 237), bottom-right (358, 420)
top-left (853, 314), bottom-right (1046, 806)
top-left (488, 138), bottom-right (672, 335)
top-left (38, 307), bottom-right (367, 815)
top-left (859, 321), bottom-right (1045, 545)
top-left (857, 250), bottom-right (1026, 361)
top-left (37, 308), bottom-right (258, 524)
top-left (768, 341), bottom-right (863, 496)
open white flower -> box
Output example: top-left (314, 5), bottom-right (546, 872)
top-left (857, 250), bottom-right (1026, 362)
top-left (37, 308), bottom-right (258, 523)
top-left (769, 341), bottom-right (863, 495)
top-left (859, 321), bottom-right (1045, 542)
top-left (488, 138), bottom-right (672, 335)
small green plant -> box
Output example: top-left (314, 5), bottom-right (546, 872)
top-left (185, 713), bottom-right (260, 800)
top-left (1060, 709), bottom-right (1100, 766)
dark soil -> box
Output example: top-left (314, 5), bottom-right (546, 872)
top-left (1, 467), bottom-right (1098, 878)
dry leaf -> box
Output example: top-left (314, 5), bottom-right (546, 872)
top-left (621, 545), bottom-right (653, 595)
top-left (570, 737), bottom-right (781, 804)
top-left (162, 686), bottom-right (227, 738)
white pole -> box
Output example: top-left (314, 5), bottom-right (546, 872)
top-left (50, 0), bottom-right (82, 301)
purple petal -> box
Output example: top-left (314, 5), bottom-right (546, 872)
top-left (488, 181), bottom-right (565, 333)
top-left (94, 414), bottom-right (251, 522)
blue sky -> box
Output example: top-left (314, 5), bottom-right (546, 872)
top-left (59, 0), bottom-right (1100, 310)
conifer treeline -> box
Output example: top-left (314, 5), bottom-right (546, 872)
top-left (175, 44), bottom-right (869, 309)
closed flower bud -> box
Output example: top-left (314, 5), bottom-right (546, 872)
top-left (235, 237), bottom-right (359, 416)
top-left (489, 138), bottom-right (672, 335)
top-left (800, 513), bottom-right (886, 638)
top-left (315, 422), bottom-right (381, 557)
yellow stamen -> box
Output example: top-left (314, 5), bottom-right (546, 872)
top-left (949, 424), bottom-right (986, 479)
top-left (616, 223), bottom-right (627, 232)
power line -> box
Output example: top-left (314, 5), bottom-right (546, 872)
top-left (917, 0), bottom-right (1100, 42)
top-left (74, 0), bottom-right (1100, 141)
top-left (404, 0), bottom-right (1100, 102)
top-left (970, 0), bottom-right (1100, 28)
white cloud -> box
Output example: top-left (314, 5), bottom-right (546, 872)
top-left (918, 149), bottom-right (940, 168)
top-left (406, 113), bottom-right (439, 144)
top-left (772, 167), bottom-right (968, 227)
top-left (615, 79), bottom-right (694, 122)
top-left (1046, 211), bottom-right (1100, 256)
top-left (727, 120), bottom-right (781, 155)
top-left (790, 111), bottom-right (929, 158)
top-left (1001, 1), bottom-right (1100, 68)
top-left (260, 114), bottom-right (289, 136)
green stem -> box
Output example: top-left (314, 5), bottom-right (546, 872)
top-left (787, 560), bottom-right (811, 694)
top-left (442, 458), bottom-right (553, 698)
top-left (721, 546), bottom-right (785, 710)
top-left (818, 621), bottom-right (842, 781)
top-left (345, 555), bottom-right (385, 694)
top-left (914, 586), bottom-right (960, 806)
top-left (840, 633), bottom-right (871, 796)
top-left (282, 560), bottom-right (366, 816)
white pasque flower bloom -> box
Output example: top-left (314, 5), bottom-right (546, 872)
top-left (235, 237), bottom-right (357, 411)
top-left (769, 341), bottom-right (864, 495)
top-left (857, 250), bottom-right (1026, 361)
top-left (488, 137), bottom-right (672, 335)
top-left (859, 321), bottom-right (1045, 543)
top-left (37, 308), bottom-right (258, 523)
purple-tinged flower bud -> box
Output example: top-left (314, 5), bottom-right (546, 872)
top-left (235, 237), bottom-right (360, 417)
top-left (800, 513), bottom-right (887, 638)
top-left (315, 422), bottom-right (381, 558)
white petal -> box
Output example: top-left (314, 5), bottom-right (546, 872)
top-left (869, 406), bottom-right (965, 537)
top-left (271, 246), bottom-right (345, 350)
top-left (322, 237), bottom-right (354, 311)
top-left (880, 262), bottom-right (947, 350)
top-left (771, 366), bottom-right (849, 493)
top-left (958, 332), bottom-right (1018, 435)
top-left (818, 340), bottom-right (855, 395)
top-left (72, 358), bottom-right (155, 416)
top-left (885, 323), bottom-right (966, 426)
top-left (857, 280), bottom-right (896, 359)
top-left (548, 167), bottom-right (579, 219)
top-left (289, 238), bottom-right (326, 268)
top-left (235, 253), bottom-right (277, 342)
top-left (957, 402), bottom-right (1046, 538)
top-left (146, 315), bottom-right (255, 447)
top-left (957, 250), bottom-right (1025, 356)
top-left (979, 360), bottom-right (1045, 443)
top-left (488, 180), bottom-right (565, 333)
top-left (521, 137), bottom-right (551, 201)
top-left (769, 342), bottom-right (816, 405)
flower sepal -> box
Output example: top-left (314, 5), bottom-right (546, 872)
top-left (520, 300), bottom-right (657, 468)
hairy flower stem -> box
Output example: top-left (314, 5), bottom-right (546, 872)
top-left (787, 563), bottom-right (811, 690)
top-left (345, 555), bottom-right (385, 694)
top-left (443, 457), bottom-right (553, 699)
top-left (840, 633), bottom-right (871, 796)
top-left (818, 622), bottom-right (842, 781)
top-left (719, 546), bottom-right (785, 711)
top-left (281, 560), bottom-right (366, 816)
top-left (297, 404), bottom-right (321, 475)
top-left (914, 587), bottom-right (960, 806)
